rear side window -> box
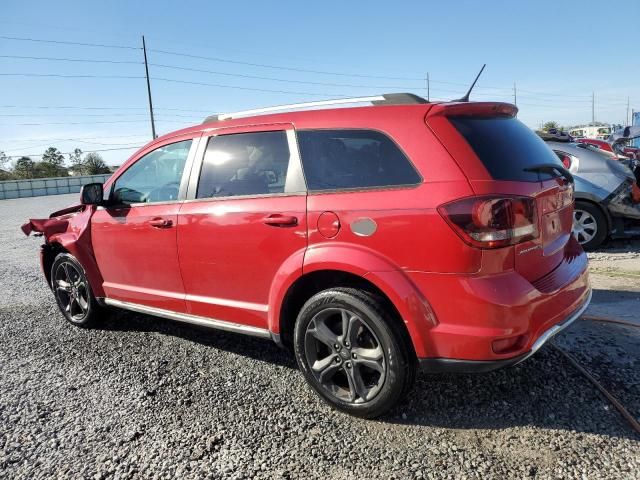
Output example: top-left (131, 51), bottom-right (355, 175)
top-left (297, 129), bottom-right (421, 191)
top-left (197, 131), bottom-right (290, 198)
top-left (450, 117), bottom-right (562, 181)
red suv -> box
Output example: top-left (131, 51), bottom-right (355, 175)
top-left (23, 94), bottom-right (591, 418)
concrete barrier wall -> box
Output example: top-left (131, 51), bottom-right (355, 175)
top-left (0, 174), bottom-right (111, 200)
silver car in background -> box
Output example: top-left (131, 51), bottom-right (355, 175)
top-left (546, 140), bottom-right (639, 249)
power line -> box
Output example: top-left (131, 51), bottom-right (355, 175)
top-left (149, 63), bottom-right (424, 90)
top-left (0, 73), bottom-right (144, 79)
top-left (0, 112), bottom-right (201, 118)
top-left (0, 35), bottom-right (139, 50)
top-left (0, 54), bottom-right (143, 64)
top-left (517, 88), bottom-right (591, 98)
top-left (0, 105), bottom-right (213, 113)
top-left (151, 76), bottom-right (351, 96)
top-left (5, 145), bottom-right (143, 159)
top-left (150, 48), bottom-right (426, 81)
top-left (3, 140), bottom-right (144, 154)
top-left (1, 133), bottom-right (149, 143)
top-left (0, 118), bottom-right (193, 126)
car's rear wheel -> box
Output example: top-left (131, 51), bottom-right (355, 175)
top-left (294, 288), bottom-right (414, 418)
top-left (573, 201), bottom-right (608, 250)
top-left (51, 253), bottom-right (101, 328)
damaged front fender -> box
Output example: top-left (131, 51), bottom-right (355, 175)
top-left (21, 203), bottom-right (85, 237)
top-left (606, 179), bottom-right (640, 220)
top-left (21, 203), bottom-right (105, 297)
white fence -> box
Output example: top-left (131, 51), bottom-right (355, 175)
top-left (0, 174), bottom-right (111, 200)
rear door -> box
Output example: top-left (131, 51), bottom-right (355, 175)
top-left (427, 105), bottom-right (574, 282)
top-left (177, 124), bottom-right (307, 330)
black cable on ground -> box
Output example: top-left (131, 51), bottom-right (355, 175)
top-left (551, 343), bottom-right (640, 434)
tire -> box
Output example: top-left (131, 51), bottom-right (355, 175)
top-left (294, 287), bottom-right (415, 418)
top-left (573, 201), bottom-right (608, 251)
top-left (50, 253), bottom-right (102, 328)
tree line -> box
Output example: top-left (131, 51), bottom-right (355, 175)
top-left (0, 147), bottom-right (111, 180)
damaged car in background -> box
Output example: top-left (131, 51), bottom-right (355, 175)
top-left (538, 130), bottom-right (640, 249)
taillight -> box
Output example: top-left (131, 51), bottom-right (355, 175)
top-left (554, 150), bottom-right (579, 173)
top-left (438, 196), bottom-right (539, 248)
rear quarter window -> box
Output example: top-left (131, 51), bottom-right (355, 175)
top-left (450, 117), bottom-right (563, 181)
top-left (297, 129), bottom-right (421, 191)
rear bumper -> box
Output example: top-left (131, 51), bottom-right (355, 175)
top-left (419, 288), bottom-right (591, 373)
top-left (402, 235), bottom-right (591, 365)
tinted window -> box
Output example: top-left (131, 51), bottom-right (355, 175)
top-left (112, 140), bottom-right (191, 204)
top-left (297, 129), bottom-right (421, 191)
top-left (197, 131), bottom-right (290, 198)
top-left (450, 117), bottom-right (563, 181)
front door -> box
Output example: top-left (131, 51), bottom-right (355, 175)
top-left (177, 125), bottom-right (307, 329)
top-left (91, 136), bottom-right (198, 312)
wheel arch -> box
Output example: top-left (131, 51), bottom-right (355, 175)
top-left (41, 241), bottom-right (69, 288)
top-left (276, 269), bottom-right (419, 361)
top-left (43, 231), bottom-right (106, 297)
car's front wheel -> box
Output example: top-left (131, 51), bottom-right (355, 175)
top-left (294, 288), bottom-right (415, 418)
top-left (573, 201), bottom-right (608, 250)
top-left (51, 253), bottom-right (101, 328)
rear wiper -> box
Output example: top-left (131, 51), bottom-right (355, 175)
top-left (523, 163), bottom-right (574, 183)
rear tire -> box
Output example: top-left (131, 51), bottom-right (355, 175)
top-left (573, 201), bottom-right (608, 251)
top-left (294, 287), bottom-right (415, 418)
top-left (51, 253), bottom-right (101, 328)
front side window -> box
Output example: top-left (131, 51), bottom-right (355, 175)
top-left (197, 131), bottom-right (290, 198)
top-left (112, 140), bottom-right (192, 204)
top-left (297, 129), bottom-right (421, 191)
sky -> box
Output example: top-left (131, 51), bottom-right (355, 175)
top-left (1, 0), bottom-right (639, 166)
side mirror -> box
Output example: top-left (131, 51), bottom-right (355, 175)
top-left (80, 183), bottom-right (104, 205)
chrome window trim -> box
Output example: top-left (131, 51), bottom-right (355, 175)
top-left (177, 135), bottom-right (203, 200)
top-left (102, 298), bottom-right (271, 339)
top-left (181, 191), bottom-right (306, 204)
top-left (186, 132), bottom-right (210, 200)
top-left (284, 129), bottom-right (307, 194)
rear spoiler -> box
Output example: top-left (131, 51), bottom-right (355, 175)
top-left (426, 102), bottom-right (518, 118)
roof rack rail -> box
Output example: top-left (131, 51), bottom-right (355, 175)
top-left (203, 93), bottom-right (427, 123)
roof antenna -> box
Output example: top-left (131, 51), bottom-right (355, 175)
top-left (455, 64), bottom-right (486, 102)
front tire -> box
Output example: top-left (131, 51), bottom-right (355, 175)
top-left (51, 253), bottom-right (101, 328)
top-left (294, 288), bottom-right (415, 418)
top-left (573, 201), bottom-right (608, 250)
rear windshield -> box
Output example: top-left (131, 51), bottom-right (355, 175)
top-left (450, 117), bottom-right (562, 181)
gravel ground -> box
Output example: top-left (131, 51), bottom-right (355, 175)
top-left (1, 194), bottom-right (639, 479)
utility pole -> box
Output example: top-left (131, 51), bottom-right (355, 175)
top-left (626, 97), bottom-right (630, 125)
top-left (426, 72), bottom-right (430, 102)
top-left (142, 35), bottom-right (157, 139)
top-left (591, 91), bottom-right (595, 125)
top-left (513, 82), bottom-right (517, 105)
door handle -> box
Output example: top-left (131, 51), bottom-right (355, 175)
top-left (149, 217), bottom-right (173, 228)
top-left (262, 214), bottom-right (298, 227)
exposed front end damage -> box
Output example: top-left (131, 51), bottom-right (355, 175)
top-left (21, 203), bottom-right (105, 297)
top-left (606, 179), bottom-right (640, 220)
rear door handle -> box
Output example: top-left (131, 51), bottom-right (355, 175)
top-left (149, 217), bottom-right (173, 228)
top-left (262, 214), bottom-right (298, 227)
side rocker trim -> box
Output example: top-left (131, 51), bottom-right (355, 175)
top-left (102, 298), bottom-right (272, 339)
